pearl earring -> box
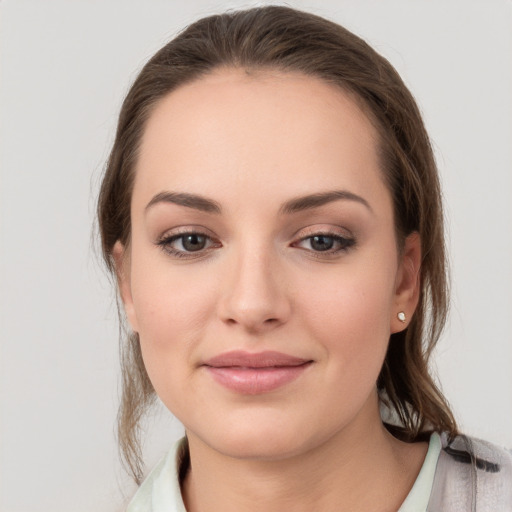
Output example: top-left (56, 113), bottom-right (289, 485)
top-left (397, 311), bottom-right (406, 323)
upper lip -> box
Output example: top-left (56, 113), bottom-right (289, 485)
top-left (203, 350), bottom-right (311, 368)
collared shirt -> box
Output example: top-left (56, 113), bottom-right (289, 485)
top-left (127, 433), bottom-right (443, 511)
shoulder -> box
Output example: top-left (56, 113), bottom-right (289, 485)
top-left (428, 433), bottom-right (512, 511)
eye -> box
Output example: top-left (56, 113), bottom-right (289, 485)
top-left (178, 233), bottom-right (208, 252)
top-left (309, 235), bottom-right (336, 251)
top-left (294, 232), bottom-right (355, 254)
top-left (156, 231), bottom-right (220, 258)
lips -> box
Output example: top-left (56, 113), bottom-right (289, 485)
top-left (202, 350), bottom-right (313, 394)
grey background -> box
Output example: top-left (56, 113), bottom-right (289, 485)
top-left (1, 0), bottom-right (511, 510)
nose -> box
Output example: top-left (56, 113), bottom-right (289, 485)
top-left (217, 244), bottom-right (292, 334)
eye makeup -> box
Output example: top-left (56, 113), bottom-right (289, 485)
top-left (155, 226), bottom-right (356, 261)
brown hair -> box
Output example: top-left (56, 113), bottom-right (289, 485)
top-left (98, 5), bottom-right (457, 483)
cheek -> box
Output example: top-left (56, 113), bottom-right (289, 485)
top-left (132, 256), bottom-right (215, 334)
top-left (129, 257), bottom-right (218, 391)
top-left (297, 260), bottom-right (396, 368)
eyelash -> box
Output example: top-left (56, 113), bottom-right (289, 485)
top-left (156, 230), bottom-right (220, 259)
top-left (156, 230), bottom-right (356, 259)
top-left (293, 232), bottom-right (356, 256)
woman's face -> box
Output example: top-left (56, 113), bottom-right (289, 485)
top-left (115, 69), bottom-right (420, 460)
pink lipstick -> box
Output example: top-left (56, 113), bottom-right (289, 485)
top-left (203, 351), bottom-right (312, 394)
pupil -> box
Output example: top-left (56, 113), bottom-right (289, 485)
top-left (183, 234), bottom-right (206, 251)
top-left (311, 235), bottom-right (334, 251)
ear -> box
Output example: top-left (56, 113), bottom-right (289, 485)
top-left (391, 232), bottom-right (421, 334)
top-left (112, 241), bottom-right (139, 333)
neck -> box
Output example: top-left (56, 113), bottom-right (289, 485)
top-left (182, 394), bottom-right (427, 512)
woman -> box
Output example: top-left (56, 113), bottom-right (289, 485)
top-left (97, 6), bottom-right (512, 511)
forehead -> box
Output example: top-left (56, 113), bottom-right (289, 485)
top-left (133, 68), bottom-right (387, 212)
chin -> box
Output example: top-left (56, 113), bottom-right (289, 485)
top-left (187, 410), bottom-right (329, 462)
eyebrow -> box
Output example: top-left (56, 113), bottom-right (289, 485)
top-left (145, 189), bottom-right (372, 215)
top-left (279, 190), bottom-right (372, 215)
top-left (145, 191), bottom-right (222, 214)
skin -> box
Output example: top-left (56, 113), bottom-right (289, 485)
top-left (115, 69), bottom-right (426, 511)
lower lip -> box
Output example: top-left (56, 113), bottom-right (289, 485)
top-left (205, 363), bottom-right (312, 394)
